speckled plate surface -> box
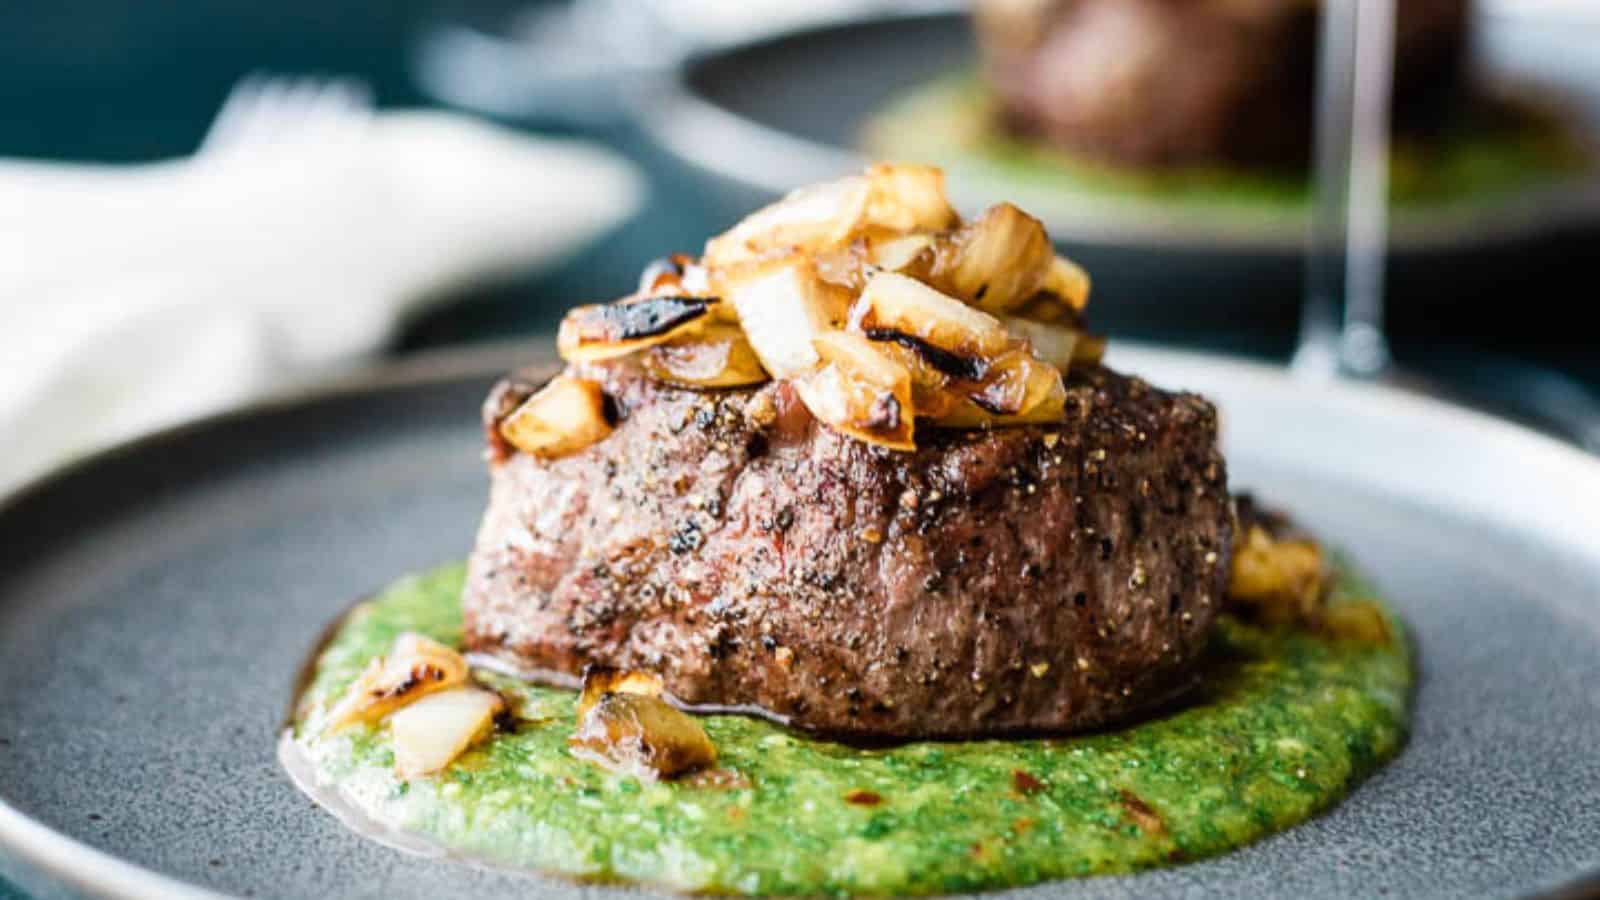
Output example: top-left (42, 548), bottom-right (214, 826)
top-left (2, 343), bottom-right (1598, 900)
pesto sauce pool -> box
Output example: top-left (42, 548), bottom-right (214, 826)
top-left (285, 561), bottom-right (1412, 896)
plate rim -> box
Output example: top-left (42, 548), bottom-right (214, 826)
top-left (633, 10), bottom-right (1600, 254)
top-left (3, 340), bottom-right (1599, 900)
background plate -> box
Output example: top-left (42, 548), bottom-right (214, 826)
top-left (642, 11), bottom-right (1600, 253)
top-left (637, 11), bottom-right (1600, 337)
top-left (2, 343), bottom-right (1599, 899)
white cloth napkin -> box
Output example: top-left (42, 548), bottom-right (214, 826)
top-left (0, 110), bottom-right (644, 493)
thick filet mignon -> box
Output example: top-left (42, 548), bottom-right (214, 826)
top-left (976, 0), bottom-right (1469, 169)
top-left (464, 361), bottom-right (1233, 739)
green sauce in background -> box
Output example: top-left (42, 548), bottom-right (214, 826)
top-left (289, 561), bottom-right (1411, 896)
top-left (862, 75), bottom-right (1593, 221)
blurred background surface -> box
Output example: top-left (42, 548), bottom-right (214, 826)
top-left (1, 0), bottom-right (1598, 485)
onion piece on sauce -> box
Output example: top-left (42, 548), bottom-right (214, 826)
top-left (1229, 525), bottom-right (1328, 627)
top-left (389, 687), bottom-right (505, 779)
top-left (321, 633), bottom-right (469, 734)
top-left (569, 667), bottom-right (715, 782)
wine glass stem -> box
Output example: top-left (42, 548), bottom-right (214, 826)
top-left (1295, 0), bottom-right (1396, 380)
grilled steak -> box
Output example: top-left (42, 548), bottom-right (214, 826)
top-left (464, 360), bottom-right (1233, 739)
top-left (976, 0), bottom-right (1468, 168)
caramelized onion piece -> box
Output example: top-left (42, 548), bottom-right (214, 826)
top-left (863, 163), bottom-right (958, 233)
top-left (1000, 316), bottom-right (1081, 371)
top-left (642, 323), bottom-right (770, 388)
top-left (865, 233), bottom-right (934, 276)
top-left (536, 165), bottom-right (1103, 452)
top-left (1229, 525), bottom-right (1328, 626)
top-left (811, 242), bottom-right (870, 292)
top-left (972, 349), bottom-right (1067, 416)
top-left (704, 166), bottom-right (956, 270)
top-left (705, 176), bottom-right (871, 268)
top-left (558, 296), bottom-right (715, 363)
top-left (867, 340), bottom-right (963, 420)
top-left (726, 258), bottom-right (848, 379)
top-left (389, 687), bottom-right (505, 779)
top-left (930, 203), bottom-right (1054, 314)
top-left (854, 271), bottom-right (1013, 359)
top-left (1000, 315), bottom-right (1103, 369)
top-left (796, 331), bottom-right (916, 451)
top-left (570, 678), bottom-right (716, 782)
top-left (932, 352), bottom-right (1067, 428)
top-left (1043, 255), bottom-right (1092, 310)
top-left (498, 375), bottom-right (614, 458)
top-left (576, 666), bottom-right (665, 719)
top-left (322, 633), bottom-right (468, 734)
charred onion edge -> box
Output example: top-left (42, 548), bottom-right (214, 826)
top-left (863, 327), bottom-right (989, 381)
top-left (968, 393), bottom-right (1013, 416)
top-left (567, 295), bottom-right (716, 344)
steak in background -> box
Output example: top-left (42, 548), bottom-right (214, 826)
top-left (975, 0), bottom-right (1469, 169)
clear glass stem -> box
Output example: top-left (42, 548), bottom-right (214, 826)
top-left (1294, 0), bottom-right (1396, 381)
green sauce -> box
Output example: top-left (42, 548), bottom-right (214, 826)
top-left (287, 561), bottom-right (1411, 895)
top-left (862, 75), bottom-right (1592, 225)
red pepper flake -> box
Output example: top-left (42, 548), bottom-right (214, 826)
top-left (845, 789), bottom-right (883, 806)
top-left (1012, 769), bottom-right (1046, 795)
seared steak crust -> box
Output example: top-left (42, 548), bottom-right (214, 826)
top-left (464, 363), bottom-right (1233, 738)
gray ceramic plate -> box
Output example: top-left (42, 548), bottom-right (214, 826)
top-left (2, 343), bottom-right (1599, 900)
